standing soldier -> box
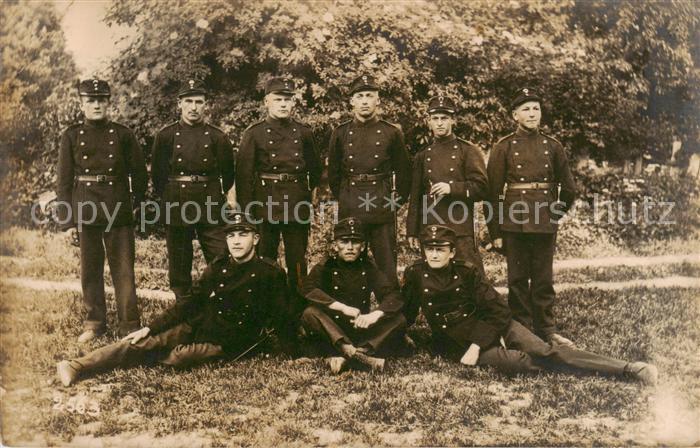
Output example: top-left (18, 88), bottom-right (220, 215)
top-left (327, 74), bottom-right (412, 287)
top-left (407, 95), bottom-right (488, 272)
top-left (236, 77), bottom-right (322, 301)
top-left (486, 87), bottom-right (577, 346)
top-left (300, 217), bottom-right (406, 373)
top-left (57, 78), bottom-right (147, 342)
top-left (151, 79), bottom-right (235, 301)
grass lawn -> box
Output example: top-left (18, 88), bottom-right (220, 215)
top-left (1, 227), bottom-right (699, 445)
top-left (1, 281), bottom-right (699, 446)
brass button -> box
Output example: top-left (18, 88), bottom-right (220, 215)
top-left (83, 155), bottom-right (88, 159)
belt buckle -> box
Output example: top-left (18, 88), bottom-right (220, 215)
top-left (96, 175), bottom-right (106, 183)
top-left (358, 174), bottom-right (368, 181)
top-left (190, 175), bottom-right (199, 182)
top-left (279, 173), bottom-right (290, 181)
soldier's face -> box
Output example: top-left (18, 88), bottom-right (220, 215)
top-left (512, 101), bottom-right (541, 130)
top-left (424, 244), bottom-right (455, 269)
top-left (428, 113), bottom-right (455, 138)
top-left (226, 230), bottom-right (260, 262)
top-left (350, 90), bottom-right (379, 119)
top-left (178, 95), bottom-right (207, 125)
top-left (265, 93), bottom-right (295, 119)
top-left (335, 238), bottom-right (365, 262)
top-left (80, 96), bottom-right (110, 121)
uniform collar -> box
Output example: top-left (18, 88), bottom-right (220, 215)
top-left (433, 133), bottom-right (456, 144)
top-left (179, 118), bottom-right (205, 128)
top-left (84, 118), bottom-right (109, 128)
top-left (515, 126), bottom-right (539, 137)
top-left (266, 116), bottom-right (292, 127)
top-left (352, 115), bottom-right (379, 128)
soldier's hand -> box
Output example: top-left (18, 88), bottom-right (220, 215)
top-left (122, 327), bottom-right (150, 345)
top-left (460, 343), bottom-right (480, 366)
top-left (354, 310), bottom-right (384, 329)
top-left (408, 237), bottom-right (421, 252)
top-left (491, 238), bottom-right (504, 254)
top-left (342, 305), bottom-right (361, 319)
top-left (430, 182), bottom-right (451, 196)
top-left (64, 228), bottom-right (79, 247)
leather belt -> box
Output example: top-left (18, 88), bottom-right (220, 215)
top-left (168, 175), bottom-right (212, 182)
top-left (507, 182), bottom-right (556, 190)
top-left (76, 175), bottom-right (118, 183)
top-left (347, 173), bottom-right (389, 182)
top-left (258, 172), bottom-right (305, 182)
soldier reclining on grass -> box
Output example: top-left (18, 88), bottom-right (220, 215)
top-left (56, 211), bottom-right (287, 386)
top-left (401, 224), bottom-right (659, 386)
top-left (299, 217), bottom-right (407, 373)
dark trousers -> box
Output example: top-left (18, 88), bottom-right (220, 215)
top-left (365, 222), bottom-right (398, 287)
top-left (454, 234), bottom-right (485, 275)
top-left (503, 231), bottom-right (557, 337)
top-left (477, 320), bottom-right (628, 376)
top-left (68, 323), bottom-right (224, 374)
top-left (300, 305), bottom-right (406, 356)
top-left (79, 225), bottom-right (139, 335)
top-left (259, 222), bottom-right (309, 296)
top-left (166, 224), bottom-right (228, 300)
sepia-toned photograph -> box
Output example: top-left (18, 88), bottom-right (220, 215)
top-left (1, 0), bottom-right (699, 446)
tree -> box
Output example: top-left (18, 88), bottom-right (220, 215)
top-left (0, 1), bottom-right (79, 226)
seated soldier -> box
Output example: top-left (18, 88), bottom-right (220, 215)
top-left (56, 212), bottom-right (287, 386)
top-left (401, 224), bottom-right (658, 386)
top-left (300, 217), bottom-right (406, 373)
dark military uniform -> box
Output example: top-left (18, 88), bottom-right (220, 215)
top-left (61, 216), bottom-right (288, 375)
top-left (402, 225), bottom-right (633, 378)
top-left (151, 80), bottom-right (235, 300)
top-left (327, 76), bottom-right (411, 286)
top-left (486, 88), bottom-right (577, 338)
top-left (300, 219), bottom-right (406, 355)
top-left (407, 97), bottom-right (488, 270)
top-left (56, 79), bottom-right (147, 335)
top-left (235, 79), bottom-right (322, 298)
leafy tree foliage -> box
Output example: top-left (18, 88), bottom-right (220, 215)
top-left (0, 1), bottom-right (79, 225)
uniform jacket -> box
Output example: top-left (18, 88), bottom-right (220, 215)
top-left (401, 259), bottom-right (511, 349)
top-left (56, 119), bottom-right (147, 230)
top-left (327, 117), bottom-right (412, 224)
top-left (407, 134), bottom-right (488, 237)
top-left (148, 254), bottom-right (288, 353)
top-left (486, 127), bottom-right (576, 238)
top-left (302, 255), bottom-right (403, 315)
top-left (151, 120), bottom-right (235, 226)
top-left (236, 117), bottom-right (321, 223)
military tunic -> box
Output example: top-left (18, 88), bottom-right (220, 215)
top-left (65, 254), bottom-right (289, 374)
top-left (57, 118), bottom-right (147, 335)
top-left (486, 126), bottom-right (577, 337)
top-left (236, 116), bottom-right (321, 301)
top-left (300, 256), bottom-right (406, 355)
top-left (151, 120), bottom-right (235, 300)
top-left (407, 134), bottom-right (488, 269)
top-left (327, 116), bottom-right (411, 285)
top-left (401, 259), bottom-right (629, 376)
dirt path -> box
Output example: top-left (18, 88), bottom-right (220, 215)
top-left (3, 275), bottom-right (699, 301)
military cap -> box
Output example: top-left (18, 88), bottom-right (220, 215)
top-left (223, 210), bottom-right (258, 233)
top-left (334, 217), bottom-right (365, 241)
top-left (349, 74), bottom-right (379, 95)
top-left (420, 225), bottom-right (456, 247)
top-left (265, 77), bottom-right (295, 95)
top-left (178, 79), bottom-right (207, 98)
top-left (427, 95), bottom-right (457, 115)
top-left (510, 87), bottom-right (542, 110)
top-left (78, 78), bottom-right (110, 97)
